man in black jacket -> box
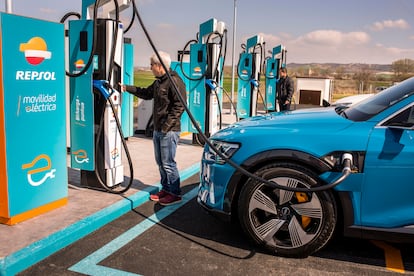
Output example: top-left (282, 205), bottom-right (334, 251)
top-left (121, 51), bottom-right (186, 206)
top-left (277, 67), bottom-right (294, 111)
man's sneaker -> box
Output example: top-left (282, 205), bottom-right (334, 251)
top-left (150, 190), bottom-right (168, 202)
top-left (159, 193), bottom-right (182, 206)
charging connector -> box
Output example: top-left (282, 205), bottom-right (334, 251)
top-left (93, 80), bottom-right (112, 99)
top-left (206, 79), bottom-right (217, 90)
top-left (341, 153), bottom-right (353, 173)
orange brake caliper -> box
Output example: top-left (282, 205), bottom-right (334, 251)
top-left (295, 192), bottom-right (311, 228)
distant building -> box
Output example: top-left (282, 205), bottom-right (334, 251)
top-left (295, 76), bottom-right (334, 106)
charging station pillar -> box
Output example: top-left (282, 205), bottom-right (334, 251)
top-left (0, 13), bottom-right (67, 225)
top-left (264, 57), bottom-right (278, 112)
top-left (188, 18), bottom-right (225, 143)
top-left (171, 57), bottom-right (191, 135)
top-left (236, 52), bottom-right (253, 119)
top-left (121, 37), bottom-right (134, 138)
top-left (236, 35), bottom-right (264, 119)
top-left (68, 19), bottom-right (95, 173)
top-left (265, 45), bottom-right (286, 112)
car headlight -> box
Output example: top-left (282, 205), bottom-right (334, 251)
top-left (208, 140), bottom-right (240, 165)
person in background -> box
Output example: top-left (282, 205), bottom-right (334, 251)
top-left (120, 51), bottom-right (186, 206)
top-left (277, 67), bottom-right (294, 111)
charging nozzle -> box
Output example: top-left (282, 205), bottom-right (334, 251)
top-left (341, 153), bottom-right (353, 173)
top-left (206, 79), bottom-right (218, 90)
top-left (250, 79), bottom-right (259, 87)
top-left (93, 80), bottom-right (112, 99)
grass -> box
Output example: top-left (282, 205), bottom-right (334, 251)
top-left (134, 69), bottom-right (156, 87)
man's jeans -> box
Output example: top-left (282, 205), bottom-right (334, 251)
top-left (153, 131), bottom-right (181, 196)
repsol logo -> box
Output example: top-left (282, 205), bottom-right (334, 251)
top-left (16, 71), bottom-right (56, 81)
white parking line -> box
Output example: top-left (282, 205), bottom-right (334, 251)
top-left (2, 163), bottom-right (200, 275)
top-left (69, 187), bottom-right (199, 276)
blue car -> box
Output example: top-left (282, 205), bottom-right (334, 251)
top-left (198, 77), bottom-right (414, 258)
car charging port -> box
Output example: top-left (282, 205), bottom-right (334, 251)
top-left (326, 153), bottom-right (353, 189)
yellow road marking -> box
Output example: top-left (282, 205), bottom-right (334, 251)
top-left (371, 240), bottom-right (405, 274)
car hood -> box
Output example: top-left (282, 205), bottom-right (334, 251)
top-left (228, 107), bottom-right (348, 129)
top-left (213, 107), bottom-right (372, 156)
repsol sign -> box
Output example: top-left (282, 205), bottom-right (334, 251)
top-left (16, 70), bottom-right (56, 81)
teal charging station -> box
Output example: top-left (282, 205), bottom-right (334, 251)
top-left (189, 43), bottom-right (208, 134)
top-left (265, 45), bottom-right (286, 112)
top-left (236, 35), bottom-right (264, 119)
top-left (68, 0), bottom-right (133, 192)
top-left (0, 13), bottom-right (67, 225)
top-left (237, 51), bottom-right (253, 118)
top-left (187, 18), bottom-right (226, 143)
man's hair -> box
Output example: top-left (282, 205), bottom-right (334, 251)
top-left (150, 51), bottom-right (171, 68)
top-left (280, 67), bottom-right (288, 74)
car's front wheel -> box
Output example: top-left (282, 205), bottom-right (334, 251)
top-left (238, 162), bottom-right (337, 258)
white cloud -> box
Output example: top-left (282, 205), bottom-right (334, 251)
top-left (296, 30), bottom-right (370, 46)
top-left (39, 8), bottom-right (56, 14)
top-left (157, 23), bottom-right (174, 29)
top-left (370, 19), bottom-right (410, 31)
top-left (257, 32), bottom-right (281, 46)
top-left (255, 29), bottom-right (414, 64)
top-left (381, 45), bottom-right (414, 56)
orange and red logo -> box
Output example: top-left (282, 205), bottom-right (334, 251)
top-left (75, 59), bottom-right (85, 69)
top-left (19, 37), bottom-right (51, 65)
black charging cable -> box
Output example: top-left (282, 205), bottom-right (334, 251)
top-left (132, 1), bottom-right (353, 193)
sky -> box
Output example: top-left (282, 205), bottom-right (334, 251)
top-left (1, 0), bottom-right (414, 67)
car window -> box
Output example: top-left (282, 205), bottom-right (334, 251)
top-left (382, 105), bottom-right (414, 128)
top-left (342, 77), bottom-right (414, 122)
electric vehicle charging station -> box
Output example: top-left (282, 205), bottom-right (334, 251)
top-left (0, 13), bottom-right (67, 225)
top-left (67, 0), bottom-right (133, 192)
top-left (265, 44), bottom-right (286, 112)
top-left (236, 35), bottom-right (265, 119)
top-left (186, 18), bottom-right (227, 144)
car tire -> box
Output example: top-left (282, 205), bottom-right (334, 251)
top-left (238, 162), bottom-right (337, 258)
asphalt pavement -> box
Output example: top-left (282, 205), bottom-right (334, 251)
top-left (0, 131), bottom-right (204, 276)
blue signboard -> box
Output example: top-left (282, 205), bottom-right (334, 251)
top-left (0, 13), bottom-right (67, 223)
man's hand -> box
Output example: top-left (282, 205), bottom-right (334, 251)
top-left (118, 83), bottom-right (126, 92)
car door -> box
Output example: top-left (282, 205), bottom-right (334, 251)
top-left (361, 104), bottom-right (414, 228)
